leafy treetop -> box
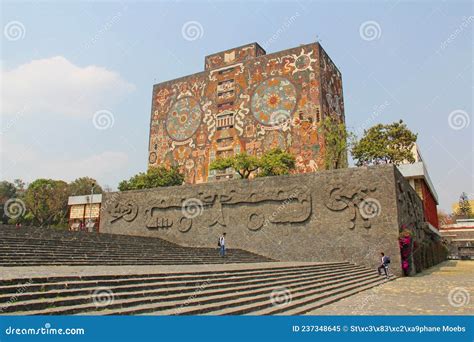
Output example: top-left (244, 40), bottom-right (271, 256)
top-left (210, 149), bottom-right (296, 179)
top-left (118, 166), bottom-right (184, 191)
top-left (351, 120), bottom-right (417, 166)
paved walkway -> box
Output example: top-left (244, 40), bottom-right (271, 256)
top-left (0, 261), bottom-right (326, 280)
top-left (308, 260), bottom-right (474, 315)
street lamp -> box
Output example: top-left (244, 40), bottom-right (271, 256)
top-left (89, 182), bottom-right (95, 232)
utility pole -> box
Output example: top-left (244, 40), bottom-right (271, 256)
top-left (89, 182), bottom-right (95, 232)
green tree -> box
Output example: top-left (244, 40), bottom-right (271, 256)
top-left (210, 149), bottom-right (296, 179)
top-left (0, 181), bottom-right (17, 203)
top-left (23, 179), bottom-right (69, 227)
top-left (13, 179), bottom-right (26, 194)
top-left (457, 192), bottom-right (473, 219)
top-left (118, 166), bottom-right (184, 191)
top-left (210, 152), bottom-right (260, 179)
top-left (321, 116), bottom-right (351, 169)
top-left (258, 148), bottom-right (296, 177)
top-left (351, 120), bottom-right (417, 166)
top-left (0, 181), bottom-right (18, 224)
top-left (69, 177), bottom-right (103, 196)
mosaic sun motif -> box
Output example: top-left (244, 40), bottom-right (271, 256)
top-left (251, 77), bottom-right (297, 126)
top-left (166, 97), bottom-right (202, 141)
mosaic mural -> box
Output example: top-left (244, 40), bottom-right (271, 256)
top-left (251, 77), bottom-right (297, 126)
top-left (149, 42), bottom-right (346, 184)
top-left (166, 96), bottom-right (203, 141)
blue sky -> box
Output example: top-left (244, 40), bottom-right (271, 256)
top-left (1, 0), bottom-right (472, 212)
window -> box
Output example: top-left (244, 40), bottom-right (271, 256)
top-left (218, 67), bottom-right (235, 75)
top-left (216, 112), bottom-right (235, 129)
top-left (217, 101), bottom-right (234, 110)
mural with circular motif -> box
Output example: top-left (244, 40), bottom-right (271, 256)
top-left (166, 97), bottom-right (203, 141)
top-left (251, 77), bottom-right (297, 126)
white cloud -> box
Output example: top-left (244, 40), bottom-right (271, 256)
top-left (1, 56), bottom-right (135, 117)
top-left (1, 140), bottom-right (128, 184)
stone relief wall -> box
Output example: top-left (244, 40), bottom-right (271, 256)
top-left (100, 165), bottom-right (415, 275)
top-left (394, 167), bottom-right (446, 274)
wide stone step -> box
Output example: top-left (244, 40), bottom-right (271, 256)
top-left (272, 277), bottom-right (393, 315)
top-left (0, 235), bottom-right (175, 245)
top-left (0, 239), bottom-right (172, 250)
top-left (219, 276), bottom-right (388, 315)
top-left (0, 249), bottom-right (260, 258)
top-left (3, 267), bottom-right (368, 314)
top-left (0, 263), bottom-right (348, 293)
top-left (0, 262), bottom-right (348, 287)
top-left (0, 231), bottom-right (178, 247)
top-left (0, 225), bottom-right (272, 267)
top-left (0, 251), bottom-right (258, 259)
top-left (8, 268), bottom-right (373, 315)
top-left (0, 264), bottom-right (359, 303)
top-left (116, 271), bottom-right (380, 316)
top-left (0, 259), bottom-right (265, 267)
top-left (0, 259), bottom-right (257, 267)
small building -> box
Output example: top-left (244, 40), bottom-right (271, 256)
top-left (397, 144), bottom-right (439, 230)
top-left (439, 219), bottom-right (474, 259)
top-left (67, 194), bottom-right (102, 232)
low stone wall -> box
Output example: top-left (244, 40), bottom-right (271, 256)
top-left (100, 165), bottom-right (440, 276)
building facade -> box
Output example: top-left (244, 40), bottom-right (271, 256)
top-left (397, 144), bottom-right (439, 229)
top-left (67, 194), bottom-right (102, 232)
top-left (440, 219), bottom-right (474, 259)
top-left (148, 42), bottom-right (346, 184)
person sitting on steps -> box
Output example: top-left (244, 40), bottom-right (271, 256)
top-left (218, 233), bottom-right (226, 257)
top-left (377, 252), bottom-right (390, 278)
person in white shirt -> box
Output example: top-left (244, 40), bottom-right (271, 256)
top-left (218, 233), bottom-right (226, 257)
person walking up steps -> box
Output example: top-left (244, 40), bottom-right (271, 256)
top-left (377, 252), bottom-right (390, 278)
top-left (218, 233), bottom-right (226, 257)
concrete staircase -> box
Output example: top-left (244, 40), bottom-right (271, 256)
top-left (0, 262), bottom-right (391, 315)
top-left (0, 225), bottom-right (272, 266)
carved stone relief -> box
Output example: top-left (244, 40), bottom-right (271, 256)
top-left (108, 200), bottom-right (138, 223)
top-left (397, 180), bottom-right (424, 231)
top-left (325, 183), bottom-right (378, 229)
top-left (107, 185), bottom-right (312, 233)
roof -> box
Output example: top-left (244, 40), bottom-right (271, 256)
top-left (440, 227), bottom-right (474, 232)
top-left (68, 194), bottom-right (102, 205)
